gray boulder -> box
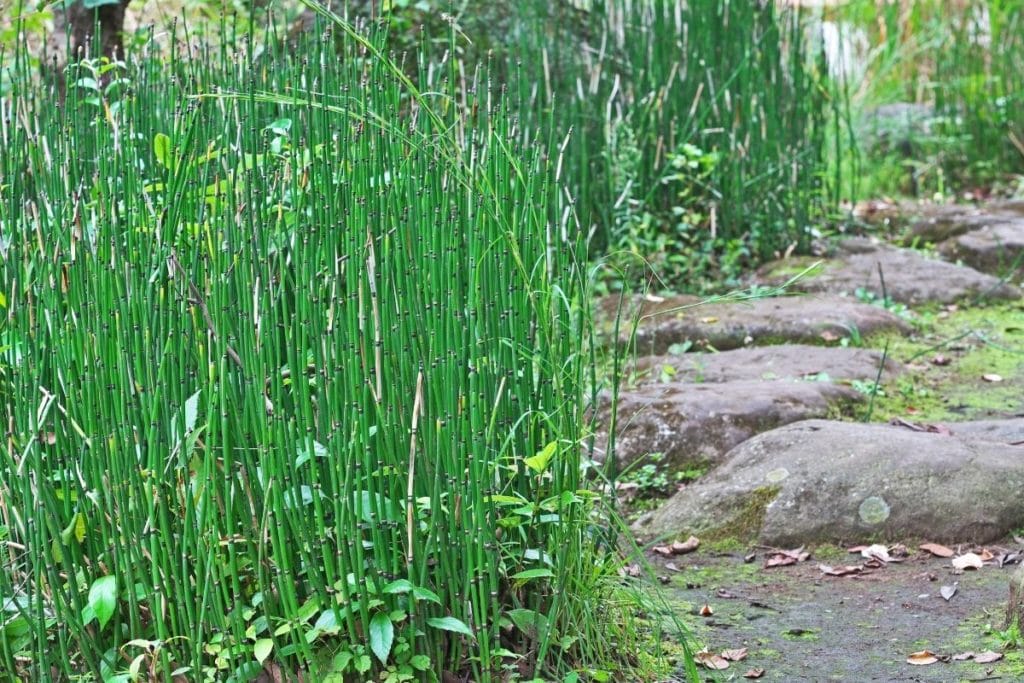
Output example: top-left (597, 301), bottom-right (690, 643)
top-left (598, 294), bottom-right (911, 356)
top-left (593, 380), bottom-right (862, 472)
top-left (937, 220), bottom-right (1024, 279)
top-left (629, 344), bottom-right (900, 386)
top-left (633, 419), bottom-right (1024, 545)
top-left (755, 237), bottom-right (1020, 304)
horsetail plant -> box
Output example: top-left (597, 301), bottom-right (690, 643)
top-left (0, 6), bottom-right (676, 682)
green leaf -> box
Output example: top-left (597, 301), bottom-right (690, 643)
top-left (411, 586), bottom-right (441, 604)
top-left (153, 133), bottom-right (173, 170)
top-left (426, 616), bottom-right (474, 639)
top-left (85, 575), bottom-right (117, 630)
top-left (510, 568), bottom-right (554, 582)
top-left (524, 441), bottom-right (557, 474)
top-left (410, 654), bottom-right (431, 671)
top-left (354, 654), bottom-right (371, 674)
top-left (369, 612), bottom-right (394, 664)
top-left (253, 638), bottom-right (273, 665)
top-left (382, 579), bottom-right (413, 594)
top-left (81, 0), bottom-right (123, 8)
top-left (184, 390), bottom-right (201, 433)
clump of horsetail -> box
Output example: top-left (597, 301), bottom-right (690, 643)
top-left (0, 5), bottom-right (648, 681)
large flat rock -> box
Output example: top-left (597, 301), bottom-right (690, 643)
top-left (908, 201), bottom-right (1024, 243)
top-left (945, 418), bottom-right (1024, 445)
top-left (633, 419), bottom-right (1024, 545)
top-left (630, 344), bottom-right (900, 385)
top-left (937, 221), bottom-right (1024, 278)
top-left (598, 294), bottom-right (911, 356)
top-left (755, 237), bottom-right (1020, 304)
top-left (593, 381), bottom-right (861, 472)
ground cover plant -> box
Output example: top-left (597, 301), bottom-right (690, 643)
top-left (0, 3), bottom-right (697, 680)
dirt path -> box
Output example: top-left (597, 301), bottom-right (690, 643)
top-left (661, 544), bottom-right (1020, 682)
top-left (607, 200), bottom-right (1024, 681)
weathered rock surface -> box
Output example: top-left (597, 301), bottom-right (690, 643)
top-left (633, 419), bottom-right (1024, 545)
top-left (593, 381), bottom-right (861, 471)
top-left (908, 201), bottom-right (1024, 243)
top-left (937, 221), bottom-right (1024, 278)
top-left (630, 344), bottom-right (900, 386)
top-left (945, 418), bottom-right (1024, 445)
top-left (598, 294), bottom-right (912, 356)
top-left (755, 237), bottom-right (1021, 304)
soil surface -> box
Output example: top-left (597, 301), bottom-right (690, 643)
top-left (661, 543), bottom-right (1022, 682)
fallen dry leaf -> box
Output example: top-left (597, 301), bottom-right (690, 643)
top-left (952, 553), bottom-right (984, 571)
top-left (920, 542), bottom-right (955, 558)
top-left (699, 603), bottom-right (714, 617)
top-left (652, 545), bottom-right (673, 557)
top-left (951, 651), bottom-right (975, 661)
top-left (664, 562), bottom-right (681, 573)
top-left (695, 651), bottom-right (729, 670)
top-left (715, 588), bottom-right (737, 599)
top-left (620, 563), bottom-right (642, 578)
top-left (819, 563), bottom-right (862, 577)
top-left (940, 583), bottom-right (958, 601)
top-left (764, 547), bottom-right (810, 568)
top-left (820, 330), bottom-right (840, 342)
top-left (847, 545), bottom-right (868, 553)
top-left (672, 536), bottom-right (701, 554)
top-left (743, 668), bottom-right (765, 679)
top-left (720, 648), bottom-right (748, 662)
top-left (931, 354), bottom-right (951, 366)
top-left (861, 544), bottom-right (892, 563)
top-left (979, 549), bottom-right (995, 562)
top-left (974, 650), bottom-right (1003, 664)
top-left (907, 650), bottom-right (939, 666)
top-left (982, 373), bottom-right (1004, 383)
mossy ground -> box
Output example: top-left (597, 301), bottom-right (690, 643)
top-left (844, 300), bottom-right (1024, 423)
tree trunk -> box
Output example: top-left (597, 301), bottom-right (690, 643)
top-left (46, 1), bottom-right (131, 69)
top-left (1005, 564), bottom-right (1024, 629)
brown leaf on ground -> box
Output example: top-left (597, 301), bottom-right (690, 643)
top-left (665, 562), bottom-right (681, 573)
top-left (978, 549), bottom-right (995, 562)
top-left (847, 545), bottom-right (868, 553)
top-left (699, 603), bottom-right (714, 617)
top-left (819, 563), bottom-right (862, 576)
top-left (907, 651), bottom-right (939, 665)
top-left (765, 547), bottom-right (809, 568)
top-left (940, 583), bottom-right (958, 601)
top-left (652, 545), bottom-right (673, 557)
top-left (861, 544), bottom-right (892, 563)
top-left (952, 553), bottom-right (984, 571)
top-left (974, 651), bottom-right (1003, 664)
top-left (671, 536), bottom-right (700, 554)
top-left (720, 648), bottom-right (748, 662)
top-left (951, 652), bottom-right (975, 661)
top-left (695, 651), bottom-right (729, 670)
top-left (920, 542), bottom-right (955, 558)
top-left (743, 668), bottom-right (766, 679)
top-left (620, 563), bottom-right (642, 577)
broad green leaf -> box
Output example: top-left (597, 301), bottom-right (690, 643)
top-left (0, 292), bottom-right (5, 308)
top-left (369, 612), bottom-right (394, 664)
top-left (184, 390), bottom-right (201, 433)
top-left (153, 133), bottom-right (173, 170)
top-left (510, 568), bottom-right (554, 581)
top-left (410, 654), bottom-right (431, 670)
top-left (354, 654), bottom-right (371, 674)
top-left (411, 586), bottom-right (441, 604)
top-left (524, 441), bottom-right (557, 474)
top-left (253, 639), bottom-right (273, 665)
top-left (426, 616), bottom-right (474, 639)
top-left (382, 579), bottom-right (413, 594)
top-left (85, 575), bottom-right (117, 630)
